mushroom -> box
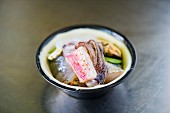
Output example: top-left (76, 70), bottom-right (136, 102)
top-left (97, 39), bottom-right (122, 57)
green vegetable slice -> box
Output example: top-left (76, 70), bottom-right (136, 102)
top-left (105, 57), bottom-right (122, 64)
top-left (48, 47), bottom-right (56, 54)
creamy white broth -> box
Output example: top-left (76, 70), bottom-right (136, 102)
top-left (39, 28), bottom-right (132, 90)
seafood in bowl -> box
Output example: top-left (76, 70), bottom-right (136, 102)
top-left (36, 25), bottom-right (136, 98)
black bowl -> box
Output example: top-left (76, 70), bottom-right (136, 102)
top-left (36, 25), bottom-right (137, 99)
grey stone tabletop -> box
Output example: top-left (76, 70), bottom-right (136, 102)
top-left (0, 0), bottom-right (170, 113)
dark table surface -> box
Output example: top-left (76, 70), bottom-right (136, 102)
top-left (1, 0), bottom-right (170, 113)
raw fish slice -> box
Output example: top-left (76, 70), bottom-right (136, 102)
top-left (65, 47), bottom-right (97, 83)
top-left (49, 56), bottom-right (76, 83)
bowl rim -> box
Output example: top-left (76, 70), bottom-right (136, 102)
top-left (36, 24), bottom-right (137, 93)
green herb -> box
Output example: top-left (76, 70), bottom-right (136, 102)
top-left (48, 47), bottom-right (56, 54)
top-left (105, 56), bottom-right (122, 64)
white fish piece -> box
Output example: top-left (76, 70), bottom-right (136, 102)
top-left (104, 62), bottom-right (124, 83)
top-left (65, 47), bottom-right (97, 83)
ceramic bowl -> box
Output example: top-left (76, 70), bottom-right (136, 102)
top-left (36, 25), bottom-right (137, 98)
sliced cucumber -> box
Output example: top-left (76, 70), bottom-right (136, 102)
top-left (105, 57), bottom-right (122, 64)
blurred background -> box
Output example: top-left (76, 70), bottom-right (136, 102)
top-left (0, 0), bottom-right (170, 113)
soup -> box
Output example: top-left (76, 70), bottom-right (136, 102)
top-left (39, 28), bottom-right (132, 89)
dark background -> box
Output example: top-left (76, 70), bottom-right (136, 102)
top-left (0, 0), bottom-right (170, 113)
